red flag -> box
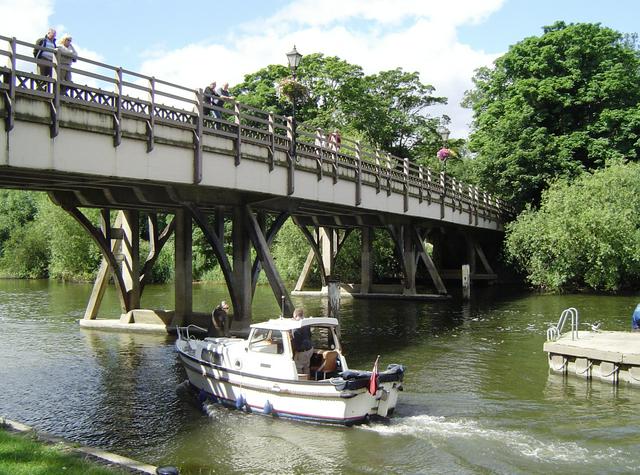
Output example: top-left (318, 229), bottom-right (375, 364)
top-left (368, 355), bottom-right (380, 395)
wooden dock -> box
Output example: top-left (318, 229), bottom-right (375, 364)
top-left (544, 331), bottom-right (640, 385)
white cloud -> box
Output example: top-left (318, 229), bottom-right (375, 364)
top-left (138, 1), bottom-right (504, 139)
top-left (0, 0), bottom-right (53, 41)
top-left (1, 0), bottom-right (504, 139)
top-left (0, 0), bottom-right (104, 80)
top-left (262, 0), bottom-right (504, 29)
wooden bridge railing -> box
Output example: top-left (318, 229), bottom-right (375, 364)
top-left (0, 34), bottom-right (512, 222)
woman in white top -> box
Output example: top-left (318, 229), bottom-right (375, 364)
top-left (57, 34), bottom-right (77, 82)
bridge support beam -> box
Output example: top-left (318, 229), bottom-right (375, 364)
top-left (173, 208), bottom-right (192, 327)
top-left (292, 223), bottom-right (353, 294)
top-left (84, 211), bottom-right (123, 319)
top-left (415, 228), bottom-right (447, 295)
top-left (320, 227), bottom-right (336, 281)
top-left (360, 227), bottom-right (373, 294)
top-left (121, 210), bottom-right (141, 310)
top-left (232, 206), bottom-right (252, 327)
top-left (402, 226), bottom-right (417, 295)
top-left (245, 206), bottom-right (294, 318)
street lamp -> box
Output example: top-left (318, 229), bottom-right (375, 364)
top-left (286, 45), bottom-right (303, 79)
top-left (285, 45), bottom-right (303, 194)
top-left (286, 45), bottom-right (303, 128)
top-left (436, 125), bottom-right (450, 144)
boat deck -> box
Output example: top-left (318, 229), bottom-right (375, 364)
top-left (543, 331), bottom-right (640, 385)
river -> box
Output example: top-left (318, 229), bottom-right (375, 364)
top-left (1, 279), bottom-right (639, 474)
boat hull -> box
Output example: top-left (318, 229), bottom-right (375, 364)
top-left (177, 350), bottom-right (401, 425)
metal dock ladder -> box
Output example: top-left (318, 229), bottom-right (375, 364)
top-left (546, 307), bottom-right (579, 341)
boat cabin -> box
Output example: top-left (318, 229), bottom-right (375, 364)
top-left (244, 317), bottom-right (346, 381)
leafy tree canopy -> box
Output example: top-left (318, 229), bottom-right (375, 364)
top-left (463, 22), bottom-right (640, 211)
top-left (232, 53), bottom-right (446, 159)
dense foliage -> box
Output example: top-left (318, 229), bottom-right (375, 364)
top-left (232, 53), bottom-right (447, 159)
top-left (0, 192), bottom-right (100, 279)
top-left (505, 161), bottom-right (640, 292)
top-left (464, 22), bottom-right (640, 212)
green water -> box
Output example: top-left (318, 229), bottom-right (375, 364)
top-left (1, 279), bottom-right (639, 474)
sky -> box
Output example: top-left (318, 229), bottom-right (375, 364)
top-left (1, 0), bottom-right (638, 138)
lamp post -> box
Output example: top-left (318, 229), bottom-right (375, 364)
top-left (285, 45), bottom-right (303, 194)
top-left (286, 45), bottom-right (303, 150)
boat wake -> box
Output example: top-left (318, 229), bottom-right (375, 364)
top-left (360, 414), bottom-right (625, 464)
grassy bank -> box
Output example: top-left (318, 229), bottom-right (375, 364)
top-left (0, 427), bottom-right (128, 475)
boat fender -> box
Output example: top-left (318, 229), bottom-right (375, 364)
top-left (156, 466), bottom-right (179, 475)
top-left (235, 394), bottom-right (246, 410)
top-left (263, 400), bottom-right (272, 415)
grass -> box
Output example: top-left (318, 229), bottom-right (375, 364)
top-left (0, 427), bottom-right (128, 475)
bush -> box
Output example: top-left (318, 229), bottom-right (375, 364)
top-left (37, 200), bottom-right (101, 281)
top-left (0, 220), bottom-right (50, 278)
top-left (505, 161), bottom-right (640, 291)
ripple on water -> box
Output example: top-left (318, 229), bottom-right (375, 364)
top-left (361, 414), bottom-right (631, 468)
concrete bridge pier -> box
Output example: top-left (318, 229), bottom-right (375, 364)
top-left (360, 227), bottom-right (373, 295)
top-left (172, 208), bottom-right (192, 327)
top-left (68, 202), bottom-right (296, 333)
top-left (49, 199), bottom-right (178, 332)
top-left (232, 206), bottom-right (252, 327)
top-left (391, 224), bottom-right (447, 296)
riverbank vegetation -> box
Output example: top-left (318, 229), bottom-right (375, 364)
top-left (505, 162), bottom-right (640, 291)
top-left (0, 426), bottom-right (127, 475)
top-left (463, 21), bottom-right (640, 292)
top-left (0, 22), bottom-right (638, 293)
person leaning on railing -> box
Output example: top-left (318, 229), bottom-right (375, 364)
top-left (328, 129), bottom-right (341, 152)
top-left (57, 34), bottom-right (77, 82)
top-left (204, 80), bottom-right (221, 119)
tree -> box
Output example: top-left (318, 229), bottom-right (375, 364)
top-left (505, 161), bottom-right (640, 292)
top-left (232, 54), bottom-right (446, 159)
top-left (343, 68), bottom-right (445, 158)
top-left (463, 22), bottom-right (640, 211)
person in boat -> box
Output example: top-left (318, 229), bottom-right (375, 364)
top-left (208, 300), bottom-right (230, 337)
top-left (632, 304), bottom-right (640, 331)
top-left (292, 308), bottom-right (313, 375)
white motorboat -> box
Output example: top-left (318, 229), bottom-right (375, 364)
top-left (175, 316), bottom-right (405, 425)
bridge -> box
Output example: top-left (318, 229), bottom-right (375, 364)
top-left (0, 34), bottom-right (511, 332)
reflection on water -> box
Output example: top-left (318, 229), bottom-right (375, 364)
top-left (1, 279), bottom-right (640, 474)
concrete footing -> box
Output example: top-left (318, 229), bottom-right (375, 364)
top-left (79, 319), bottom-right (170, 334)
top-left (79, 309), bottom-right (175, 334)
top-left (544, 331), bottom-right (640, 385)
top-left (292, 283), bottom-right (449, 300)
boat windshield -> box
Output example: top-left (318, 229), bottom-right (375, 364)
top-left (248, 328), bottom-right (285, 354)
top-left (309, 326), bottom-right (339, 351)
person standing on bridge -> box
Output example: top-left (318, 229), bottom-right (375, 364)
top-left (57, 34), bottom-right (77, 83)
top-left (215, 82), bottom-right (234, 121)
top-left (33, 28), bottom-right (57, 77)
top-left (215, 82), bottom-right (234, 101)
top-left (328, 129), bottom-right (341, 153)
top-left (204, 81), bottom-right (222, 125)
